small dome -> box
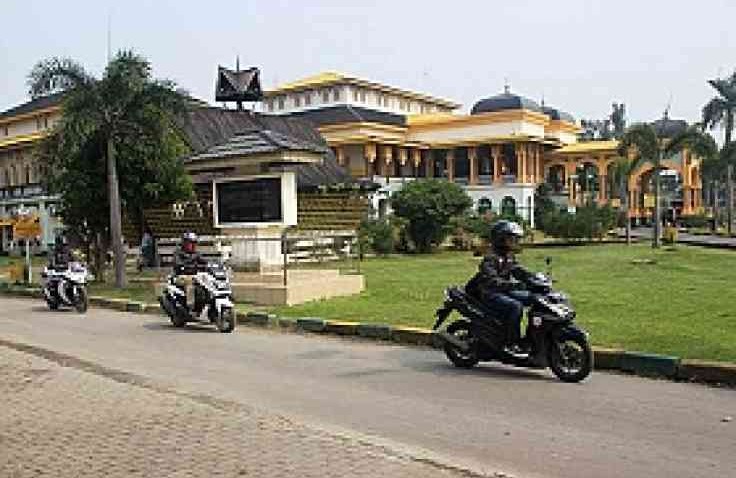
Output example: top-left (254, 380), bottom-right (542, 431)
top-left (652, 116), bottom-right (688, 138)
top-left (542, 106), bottom-right (575, 124)
top-left (471, 88), bottom-right (543, 115)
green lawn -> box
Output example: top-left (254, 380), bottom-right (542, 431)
top-left (275, 245), bottom-right (736, 363)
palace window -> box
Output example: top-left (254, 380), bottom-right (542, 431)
top-left (2, 126), bottom-right (7, 136)
top-left (44, 116), bottom-right (48, 129)
top-left (266, 99), bottom-right (274, 112)
top-left (304, 91), bottom-right (312, 106)
top-left (399, 99), bottom-right (406, 110)
top-left (322, 89), bottom-right (330, 103)
top-left (294, 95), bottom-right (301, 107)
top-left (333, 88), bottom-right (340, 101)
top-left (360, 90), bottom-right (366, 102)
top-left (353, 88), bottom-right (359, 102)
top-left (277, 97), bottom-right (285, 109)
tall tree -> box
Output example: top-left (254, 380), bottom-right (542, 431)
top-left (702, 72), bottom-right (736, 232)
top-left (609, 156), bottom-right (637, 245)
top-left (30, 52), bottom-right (191, 287)
top-left (619, 123), bottom-right (716, 248)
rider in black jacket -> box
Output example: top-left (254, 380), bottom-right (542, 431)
top-left (466, 220), bottom-right (533, 349)
top-left (50, 234), bottom-right (72, 270)
top-left (174, 232), bottom-right (207, 312)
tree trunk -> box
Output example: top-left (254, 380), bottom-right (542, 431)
top-left (713, 179), bottom-right (720, 232)
top-left (729, 164), bottom-right (734, 236)
top-left (619, 178), bottom-right (631, 245)
top-left (107, 137), bottom-right (126, 288)
top-left (653, 162), bottom-right (661, 248)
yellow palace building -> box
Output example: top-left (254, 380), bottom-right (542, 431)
top-left (263, 72), bottom-right (704, 225)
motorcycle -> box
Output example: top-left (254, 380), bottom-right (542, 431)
top-left (433, 270), bottom-right (593, 383)
top-left (40, 261), bottom-right (90, 313)
top-left (158, 262), bottom-right (236, 333)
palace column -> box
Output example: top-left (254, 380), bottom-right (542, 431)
top-left (398, 147), bottom-right (408, 178)
top-left (468, 146), bottom-right (478, 185)
top-left (411, 149), bottom-right (422, 177)
top-left (381, 145), bottom-right (393, 179)
top-left (364, 143), bottom-right (377, 177)
top-left (446, 149), bottom-right (455, 182)
top-left (515, 147), bottom-right (523, 183)
top-left (597, 158), bottom-right (607, 203)
top-left (334, 145), bottom-right (346, 166)
top-left (492, 145), bottom-right (502, 184)
top-left (565, 160), bottom-right (576, 206)
top-left (425, 150), bottom-right (434, 178)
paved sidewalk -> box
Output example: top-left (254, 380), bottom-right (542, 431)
top-left (0, 346), bottom-right (477, 478)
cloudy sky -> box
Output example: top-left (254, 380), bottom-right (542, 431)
top-left (1, 0), bottom-right (735, 129)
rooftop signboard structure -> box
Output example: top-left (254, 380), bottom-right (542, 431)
top-left (215, 59), bottom-right (263, 111)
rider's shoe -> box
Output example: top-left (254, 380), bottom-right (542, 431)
top-left (504, 340), bottom-right (531, 356)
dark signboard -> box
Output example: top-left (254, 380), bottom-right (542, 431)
top-left (216, 177), bottom-right (282, 224)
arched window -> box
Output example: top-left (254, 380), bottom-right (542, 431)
top-left (477, 197), bottom-right (493, 214)
top-left (25, 165), bottom-right (32, 184)
top-left (501, 196), bottom-right (517, 216)
top-left (9, 165), bottom-right (16, 186)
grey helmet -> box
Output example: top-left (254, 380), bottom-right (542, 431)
top-left (490, 220), bottom-right (524, 253)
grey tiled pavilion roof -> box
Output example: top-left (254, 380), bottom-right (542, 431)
top-left (176, 106), bottom-right (351, 189)
top-left (185, 128), bottom-right (328, 163)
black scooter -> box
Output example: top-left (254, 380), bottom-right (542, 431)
top-left (433, 265), bottom-right (593, 382)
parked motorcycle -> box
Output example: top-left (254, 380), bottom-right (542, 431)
top-left (159, 262), bottom-right (236, 333)
top-left (41, 261), bottom-right (89, 313)
top-left (433, 271), bottom-right (593, 382)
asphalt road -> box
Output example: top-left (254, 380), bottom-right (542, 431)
top-left (1, 298), bottom-right (734, 478)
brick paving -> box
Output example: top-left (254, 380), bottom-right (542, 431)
top-left (0, 346), bottom-right (480, 478)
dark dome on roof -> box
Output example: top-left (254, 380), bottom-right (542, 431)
top-left (471, 90), bottom-right (543, 115)
top-left (542, 106), bottom-right (575, 124)
top-left (652, 116), bottom-right (688, 138)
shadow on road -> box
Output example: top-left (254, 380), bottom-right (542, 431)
top-left (401, 358), bottom-right (555, 382)
top-left (141, 321), bottom-right (220, 334)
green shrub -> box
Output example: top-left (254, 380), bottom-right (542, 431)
top-left (359, 218), bottom-right (395, 255)
top-left (679, 214), bottom-right (709, 229)
top-left (390, 179), bottom-right (473, 253)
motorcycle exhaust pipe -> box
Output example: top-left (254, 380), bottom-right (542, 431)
top-left (436, 330), bottom-right (470, 352)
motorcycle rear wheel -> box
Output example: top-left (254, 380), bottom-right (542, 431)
top-left (548, 334), bottom-right (593, 383)
top-left (216, 307), bottom-right (236, 333)
top-left (443, 320), bottom-right (479, 369)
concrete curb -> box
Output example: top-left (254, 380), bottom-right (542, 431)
top-left (2, 286), bottom-right (735, 386)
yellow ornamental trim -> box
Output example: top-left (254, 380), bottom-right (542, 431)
top-left (554, 140), bottom-right (620, 154)
top-left (0, 131), bottom-right (47, 150)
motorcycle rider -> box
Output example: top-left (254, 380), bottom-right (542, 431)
top-left (174, 231), bottom-right (207, 315)
top-left (466, 220), bottom-right (534, 352)
top-left (50, 233), bottom-right (72, 271)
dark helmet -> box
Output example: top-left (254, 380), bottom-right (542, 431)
top-left (181, 231), bottom-right (198, 253)
top-left (490, 220), bottom-right (524, 253)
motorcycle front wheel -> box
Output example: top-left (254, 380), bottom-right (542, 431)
top-left (443, 320), bottom-right (479, 369)
top-left (215, 307), bottom-right (236, 333)
top-left (548, 334), bottom-right (593, 383)
top-left (74, 287), bottom-right (89, 314)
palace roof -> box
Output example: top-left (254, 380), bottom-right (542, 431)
top-left (0, 92), bottom-right (64, 122)
top-left (471, 90), bottom-right (544, 115)
top-left (265, 71), bottom-right (460, 109)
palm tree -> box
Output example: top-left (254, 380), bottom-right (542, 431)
top-left (609, 157), bottom-right (637, 245)
top-left (28, 52), bottom-right (184, 287)
top-left (702, 72), bottom-right (736, 232)
top-left (619, 122), bottom-right (716, 248)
